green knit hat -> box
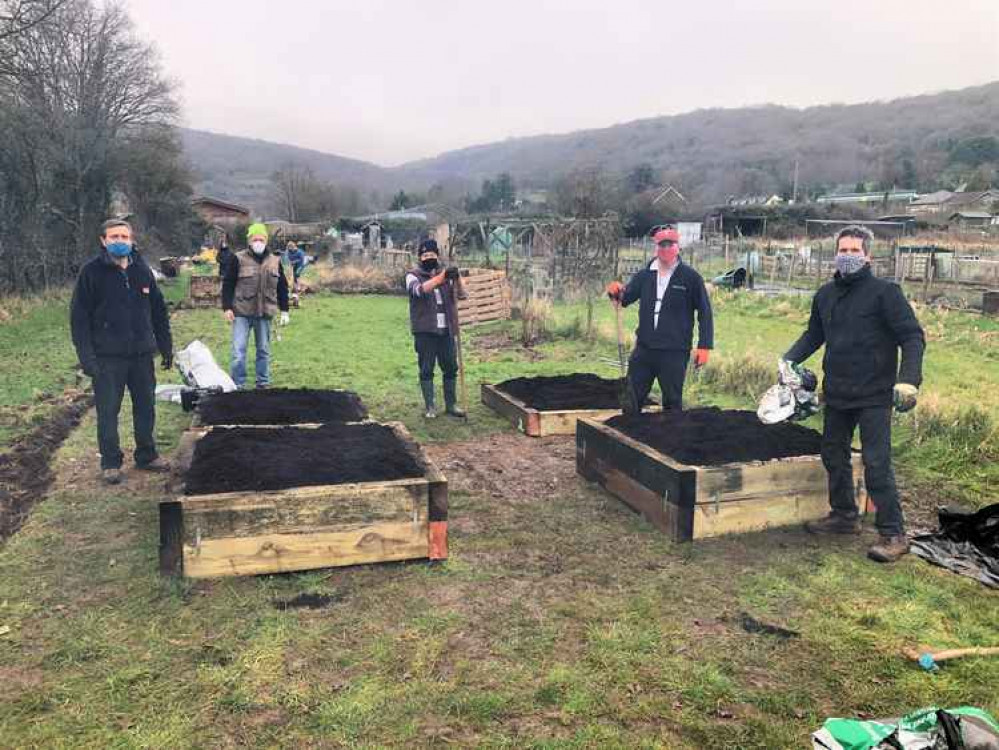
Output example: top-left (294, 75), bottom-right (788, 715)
top-left (247, 223), bottom-right (269, 241)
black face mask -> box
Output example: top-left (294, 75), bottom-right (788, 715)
top-left (420, 258), bottom-right (438, 272)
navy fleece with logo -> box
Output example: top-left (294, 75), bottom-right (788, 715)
top-left (70, 249), bottom-right (173, 470)
top-left (619, 259), bottom-right (713, 410)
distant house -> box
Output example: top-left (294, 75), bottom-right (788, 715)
top-left (727, 194), bottom-right (782, 207)
top-left (907, 190), bottom-right (954, 215)
top-left (191, 197), bottom-right (251, 226)
top-left (944, 189), bottom-right (999, 213)
top-left (878, 214), bottom-right (918, 230)
top-left (816, 190), bottom-right (918, 207)
top-left (948, 211), bottom-right (994, 231)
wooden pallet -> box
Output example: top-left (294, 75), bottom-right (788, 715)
top-left (457, 269), bottom-right (512, 327)
top-left (576, 417), bottom-right (867, 541)
top-left (481, 383), bottom-right (657, 437)
top-left (188, 275), bottom-right (221, 308)
top-left (160, 422), bottom-right (447, 578)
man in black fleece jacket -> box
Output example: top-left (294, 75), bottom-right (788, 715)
top-left (70, 219), bottom-right (173, 484)
top-left (784, 225), bottom-right (925, 563)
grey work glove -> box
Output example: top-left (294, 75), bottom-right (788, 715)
top-left (893, 383), bottom-right (918, 413)
top-left (777, 358), bottom-right (802, 388)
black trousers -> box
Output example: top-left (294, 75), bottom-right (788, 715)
top-left (94, 355), bottom-right (158, 470)
top-left (821, 404), bottom-right (903, 536)
top-left (627, 344), bottom-right (690, 412)
top-left (414, 332), bottom-right (458, 383)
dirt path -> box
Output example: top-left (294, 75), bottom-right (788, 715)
top-left (0, 389), bottom-right (92, 542)
top-left (425, 432), bottom-right (580, 503)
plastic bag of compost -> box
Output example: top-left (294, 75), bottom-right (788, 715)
top-left (174, 340), bottom-right (236, 393)
top-left (812, 706), bottom-right (999, 749)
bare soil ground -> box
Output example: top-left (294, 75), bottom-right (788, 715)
top-left (0, 388), bottom-right (92, 541)
top-left (425, 433), bottom-right (578, 503)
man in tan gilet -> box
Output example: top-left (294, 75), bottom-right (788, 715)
top-left (222, 223), bottom-right (290, 388)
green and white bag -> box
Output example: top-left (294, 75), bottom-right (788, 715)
top-left (812, 706), bottom-right (999, 750)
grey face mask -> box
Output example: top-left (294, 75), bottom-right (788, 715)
top-left (835, 253), bottom-right (868, 276)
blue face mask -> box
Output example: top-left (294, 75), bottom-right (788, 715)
top-left (106, 241), bottom-right (132, 258)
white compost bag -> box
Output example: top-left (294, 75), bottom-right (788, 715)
top-left (174, 340), bottom-right (236, 392)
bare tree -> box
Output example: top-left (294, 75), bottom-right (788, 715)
top-left (0, 0), bottom-right (182, 290)
top-left (270, 162), bottom-right (345, 222)
top-left (271, 163), bottom-right (310, 222)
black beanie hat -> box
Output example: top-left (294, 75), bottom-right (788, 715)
top-left (418, 239), bottom-right (439, 255)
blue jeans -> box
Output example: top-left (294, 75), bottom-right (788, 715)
top-left (231, 315), bottom-right (272, 388)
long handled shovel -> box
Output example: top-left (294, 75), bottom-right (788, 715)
top-left (450, 280), bottom-right (469, 421)
top-left (613, 300), bottom-right (632, 412)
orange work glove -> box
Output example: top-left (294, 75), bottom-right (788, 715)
top-left (694, 348), bottom-right (710, 369)
top-left (606, 281), bottom-right (624, 300)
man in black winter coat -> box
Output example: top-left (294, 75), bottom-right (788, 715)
top-left (70, 220), bottom-right (174, 485)
top-left (606, 227), bottom-right (713, 412)
top-left (784, 225), bottom-right (925, 563)
top-left (216, 234), bottom-right (234, 277)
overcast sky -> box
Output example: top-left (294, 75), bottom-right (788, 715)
top-left (124, 0), bottom-right (999, 167)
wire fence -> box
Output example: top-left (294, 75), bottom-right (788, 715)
top-left (359, 233), bottom-right (999, 311)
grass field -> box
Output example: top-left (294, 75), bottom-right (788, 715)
top-left (1, 278), bottom-right (997, 748)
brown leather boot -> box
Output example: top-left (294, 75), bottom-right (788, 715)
top-left (804, 513), bottom-right (862, 535)
top-left (135, 457), bottom-right (171, 473)
top-left (867, 534), bottom-right (910, 563)
top-left (102, 468), bottom-right (123, 485)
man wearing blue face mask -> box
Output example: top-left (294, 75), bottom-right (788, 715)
top-left (783, 225), bottom-right (925, 564)
top-left (70, 219), bottom-right (174, 485)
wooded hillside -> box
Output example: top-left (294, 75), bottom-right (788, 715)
top-left (182, 81), bottom-right (999, 211)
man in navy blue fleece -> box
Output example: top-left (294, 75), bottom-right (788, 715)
top-left (606, 227), bottom-right (713, 412)
top-left (70, 219), bottom-right (173, 485)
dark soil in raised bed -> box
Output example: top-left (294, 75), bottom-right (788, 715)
top-left (197, 388), bottom-right (368, 426)
top-left (605, 407), bottom-right (823, 466)
top-left (497, 373), bottom-right (650, 411)
top-left (185, 423), bottom-right (424, 495)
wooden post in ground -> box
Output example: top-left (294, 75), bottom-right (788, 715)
top-left (922, 249), bottom-right (936, 303)
top-left (785, 252), bottom-right (796, 290)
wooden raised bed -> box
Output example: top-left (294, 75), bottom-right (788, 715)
top-left (481, 383), bottom-right (656, 437)
top-left (576, 418), bottom-right (867, 541)
top-left (457, 268), bottom-right (512, 326)
top-left (188, 274), bottom-right (221, 309)
top-left (161, 422), bottom-right (447, 578)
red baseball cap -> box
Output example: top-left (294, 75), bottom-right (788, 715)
top-left (653, 228), bottom-right (680, 245)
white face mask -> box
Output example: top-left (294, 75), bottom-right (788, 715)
top-left (250, 241), bottom-right (266, 254)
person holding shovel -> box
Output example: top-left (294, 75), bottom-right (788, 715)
top-left (222, 223), bottom-right (290, 389)
top-left (405, 239), bottom-right (467, 419)
top-left (783, 225), bottom-right (925, 564)
top-left (70, 219), bottom-right (174, 485)
top-left (606, 227), bottom-right (713, 412)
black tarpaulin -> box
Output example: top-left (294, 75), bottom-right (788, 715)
top-left (911, 504), bottom-right (999, 589)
